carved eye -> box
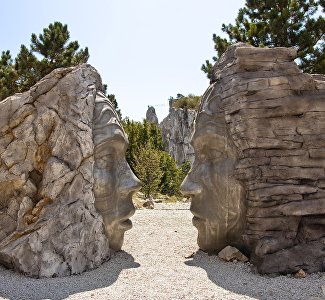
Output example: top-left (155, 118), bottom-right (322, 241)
top-left (103, 154), bottom-right (115, 168)
top-left (198, 148), bottom-right (224, 161)
top-left (207, 149), bottom-right (223, 160)
top-left (96, 154), bottom-right (115, 169)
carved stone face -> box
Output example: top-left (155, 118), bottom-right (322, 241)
top-left (180, 95), bottom-right (246, 253)
top-left (93, 92), bottom-right (140, 251)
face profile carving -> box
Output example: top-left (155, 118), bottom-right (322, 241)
top-left (180, 89), bottom-right (246, 253)
top-left (93, 91), bottom-right (141, 251)
top-left (181, 44), bottom-right (325, 274)
top-left (0, 65), bottom-right (141, 277)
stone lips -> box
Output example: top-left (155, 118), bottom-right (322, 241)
top-left (192, 43), bottom-right (325, 274)
top-left (0, 64), bottom-right (110, 277)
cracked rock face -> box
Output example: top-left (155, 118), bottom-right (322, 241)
top-left (181, 44), bottom-right (325, 274)
top-left (146, 106), bottom-right (158, 124)
top-left (160, 106), bottom-right (196, 166)
top-left (0, 64), bottom-right (139, 277)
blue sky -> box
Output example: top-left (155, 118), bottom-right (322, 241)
top-left (0, 0), bottom-right (245, 121)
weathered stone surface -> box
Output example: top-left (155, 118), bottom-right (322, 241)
top-left (294, 269), bottom-right (307, 278)
top-left (181, 43), bottom-right (325, 274)
top-left (0, 64), bottom-right (140, 277)
top-left (159, 101), bottom-right (196, 165)
top-left (146, 106), bottom-right (158, 124)
top-left (218, 246), bottom-right (248, 262)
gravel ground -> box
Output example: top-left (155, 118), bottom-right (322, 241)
top-left (0, 202), bottom-right (323, 300)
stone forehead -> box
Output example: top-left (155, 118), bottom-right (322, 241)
top-left (93, 92), bottom-right (127, 148)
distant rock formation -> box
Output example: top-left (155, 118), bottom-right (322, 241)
top-left (181, 43), bottom-right (325, 274)
top-left (146, 106), bottom-right (158, 124)
top-left (0, 64), bottom-right (140, 277)
top-left (159, 100), bottom-right (196, 165)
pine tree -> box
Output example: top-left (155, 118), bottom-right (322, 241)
top-left (159, 154), bottom-right (191, 196)
top-left (15, 45), bottom-right (40, 92)
top-left (30, 22), bottom-right (89, 77)
top-left (122, 118), bottom-right (191, 197)
top-left (0, 21), bottom-right (90, 98)
top-left (159, 152), bottom-right (180, 196)
top-left (0, 51), bottom-right (17, 100)
top-left (202, 0), bottom-right (325, 78)
top-left (134, 143), bottom-right (163, 198)
top-left (122, 118), bottom-right (164, 170)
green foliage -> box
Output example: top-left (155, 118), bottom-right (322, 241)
top-left (15, 45), bottom-right (40, 92)
top-left (159, 155), bottom-right (191, 196)
top-left (107, 94), bottom-right (121, 119)
top-left (122, 118), bottom-right (191, 197)
top-left (29, 22), bottom-right (89, 78)
top-left (0, 22), bottom-right (89, 100)
top-left (170, 93), bottom-right (201, 111)
top-left (159, 152), bottom-right (181, 196)
top-left (134, 143), bottom-right (163, 198)
top-left (180, 160), bottom-right (191, 175)
top-left (122, 118), bottom-right (164, 171)
top-left (0, 51), bottom-right (17, 100)
top-left (202, 0), bottom-right (325, 78)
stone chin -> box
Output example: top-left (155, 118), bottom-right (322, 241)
top-left (106, 224), bottom-right (130, 251)
top-left (192, 213), bottom-right (230, 253)
top-left (185, 155), bottom-right (246, 254)
top-left (100, 190), bottom-right (137, 251)
top-left (110, 211), bottom-right (135, 251)
top-left (189, 192), bottom-right (226, 253)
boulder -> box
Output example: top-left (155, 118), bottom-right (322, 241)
top-left (218, 246), bottom-right (248, 262)
top-left (133, 196), bottom-right (155, 209)
top-left (0, 64), bottom-right (139, 277)
top-left (294, 269), bottom-right (307, 278)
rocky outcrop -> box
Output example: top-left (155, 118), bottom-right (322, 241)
top-left (160, 103), bottom-right (196, 165)
top-left (146, 106), bottom-right (158, 124)
top-left (181, 43), bottom-right (325, 274)
top-left (0, 64), bottom-right (139, 277)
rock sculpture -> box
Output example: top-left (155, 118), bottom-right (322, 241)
top-left (146, 106), bottom-right (159, 124)
top-left (160, 101), bottom-right (196, 165)
top-left (0, 64), bottom-right (140, 277)
top-left (181, 43), bottom-right (325, 274)
top-left (93, 92), bottom-right (140, 251)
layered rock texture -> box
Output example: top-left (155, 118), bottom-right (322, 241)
top-left (182, 44), bottom-right (325, 274)
top-left (146, 106), bottom-right (158, 124)
top-left (0, 65), bottom-right (113, 277)
top-left (160, 102), bottom-right (196, 165)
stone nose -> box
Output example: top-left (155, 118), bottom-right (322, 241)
top-left (180, 175), bottom-right (202, 196)
top-left (119, 164), bottom-right (141, 194)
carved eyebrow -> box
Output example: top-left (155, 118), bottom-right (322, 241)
top-left (94, 125), bottom-right (127, 147)
top-left (94, 136), bottom-right (127, 156)
top-left (193, 132), bottom-right (227, 151)
top-left (110, 136), bottom-right (127, 151)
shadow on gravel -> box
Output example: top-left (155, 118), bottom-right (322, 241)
top-left (0, 251), bottom-right (140, 300)
top-left (185, 250), bottom-right (323, 300)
